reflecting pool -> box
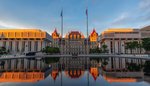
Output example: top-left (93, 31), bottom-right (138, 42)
top-left (0, 57), bottom-right (149, 86)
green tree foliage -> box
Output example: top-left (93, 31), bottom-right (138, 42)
top-left (125, 41), bottom-right (142, 54)
top-left (142, 38), bottom-right (150, 52)
top-left (89, 47), bottom-right (102, 54)
top-left (143, 61), bottom-right (150, 75)
top-left (45, 57), bottom-right (60, 64)
top-left (137, 43), bottom-right (143, 54)
top-left (42, 46), bottom-right (60, 54)
top-left (101, 44), bottom-right (108, 53)
top-left (0, 47), bottom-right (7, 55)
top-left (126, 63), bottom-right (142, 71)
top-left (89, 45), bottom-right (109, 54)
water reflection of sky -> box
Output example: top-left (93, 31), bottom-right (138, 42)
top-left (0, 57), bottom-right (150, 86)
top-left (0, 73), bottom-right (107, 86)
top-left (0, 71), bottom-right (149, 86)
top-left (110, 82), bottom-right (150, 86)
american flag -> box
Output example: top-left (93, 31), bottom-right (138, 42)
top-left (86, 8), bottom-right (88, 16)
top-left (60, 9), bottom-right (63, 17)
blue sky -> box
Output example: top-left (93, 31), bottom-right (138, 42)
top-left (0, 0), bottom-right (150, 36)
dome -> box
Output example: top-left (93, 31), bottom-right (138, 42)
top-left (65, 70), bottom-right (85, 79)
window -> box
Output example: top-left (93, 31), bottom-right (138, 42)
top-left (9, 41), bottom-right (12, 51)
top-left (34, 41), bottom-right (38, 51)
top-left (22, 41), bottom-right (25, 52)
top-left (28, 41), bottom-right (32, 51)
top-left (3, 41), bottom-right (6, 48)
top-left (16, 41), bottom-right (19, 52)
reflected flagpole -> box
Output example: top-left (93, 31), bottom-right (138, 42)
top-left (86, 0), bottom-right (89, 86)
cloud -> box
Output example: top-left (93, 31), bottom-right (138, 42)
top-left (110, 13), bottom-right (130, 25)
top-left (139, 0), bottom-right (150, 10)
top-left (110, 0), bottom-right (150, 28)
top-left (0, 20), bottom-right (35, 29)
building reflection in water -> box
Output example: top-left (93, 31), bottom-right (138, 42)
top-left (0, 58), bottom-right (51, 82)
top-left (49, 57), bottom-right (146, 83)
top-left (0, 57), bottom-right (147, 84)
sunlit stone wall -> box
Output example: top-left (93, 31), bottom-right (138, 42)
top-left (0, 29), bottom-right (52, 54)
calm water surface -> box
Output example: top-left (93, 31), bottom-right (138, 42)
top-left (0, 57), bottom-right (149, 86)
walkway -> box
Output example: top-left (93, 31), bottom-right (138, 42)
top-left (0, 54), bottom-right (150, 60)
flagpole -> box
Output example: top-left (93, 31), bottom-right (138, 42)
top-left (61, 9), bottom-right (63, 55)
top-left (86, 8), bottom-right (89, 55)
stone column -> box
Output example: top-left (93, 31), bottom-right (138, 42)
top-left (38, 40), bottom-right (42, 52)
top-left (12, 40), bottom-right (16, 54)
top-left (113, 38), bottom-right (115, 54)
top-left (115, 40), bottom-right (118, 54)
top-left (6, 40), bottom-right (9, 51)
top-left (19, 40), bottom-right (22, 54)
top-left (25, 39), bottom-right (29, 53)
top-left (31, 40), bottom-right (35, 52)
top-left (0, 39), bottom-right (2, 47)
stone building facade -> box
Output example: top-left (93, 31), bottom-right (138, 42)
top-left (51, 29), bottom-right (99, 55)
top-left (63, 31), bottom-right (86, 54)
top-left (89, 29), bottom-right (98, 49)
top-left (0, 29), bottom-right (52, 54)
top-left (98, 26), bottom-right (150, 54)
top-left (51, 29), bottom-right (60, 48)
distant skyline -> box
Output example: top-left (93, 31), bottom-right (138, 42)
top-left (0, 0), bottom-right (150, 36)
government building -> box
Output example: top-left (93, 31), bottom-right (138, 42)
top-left (0, 29), bottom-right (52, 54)
top-left (89, 29), bottom-right (98, 49)
top-left (51, 29), bottom-right (99, 55)
top-left (51, 29), bottom-right (60, 48)
top-left (98, 25), bottom-right (150, 54)
top-left (63, 31), bottom-right (86, 54)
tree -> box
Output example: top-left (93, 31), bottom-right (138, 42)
top-left (101, 44), bottom-right (108, 53)
top-left (89, 47), bottom-right (102, 54)
top-left (125, 41), bottom-right (138, 54)
top-left (42, 46), bottom-right (60, 54)
top-left (142, 38), bottom-right (150, 53)
top-left (132, 41), bottom-right (139, 53)
top-left (126, 42), bottom-right (134, 54)
top-left (126, 63), bottom-right (141, 71)
top-left (144, 61), bottom-right (150, 75)
top-left (137, 42), bottom-right (143, 54)
top-left (0, 47), bottom-right (7, 55)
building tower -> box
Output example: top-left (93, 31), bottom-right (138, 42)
top-left (52, 29), bottom-right (60, 48)
top-left (89, 29), bottom-right (98, 49)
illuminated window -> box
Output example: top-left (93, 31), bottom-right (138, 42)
top-left (70, 35), bottom-right (72, 39)
top-left (74, 35), bottom-right (76, 39)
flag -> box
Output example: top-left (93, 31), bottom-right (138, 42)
top-left (86, 8), bottom-right (88, 16)
top-left (61, 9), bottom-right (63, 17)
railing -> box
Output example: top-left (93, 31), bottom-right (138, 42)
top-left (0, 54), bottom-right (150, 60)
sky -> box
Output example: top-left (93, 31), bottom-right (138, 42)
top-left (0, 0), bottom-right (150, 36)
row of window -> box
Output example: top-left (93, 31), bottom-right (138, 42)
top-left (0, 32), bottom-right (45, 38)
top-left (115, 32), bottom-right (139, 34)
top-left (0, 41), bottom-right (43, 52)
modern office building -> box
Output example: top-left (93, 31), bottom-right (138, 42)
top-left (0, 58), bottom-right (50, 82)
top-left (98, 26), bottom-right (150, 54)
top-left (0, 29), bottom-right (52, 54)
top-left (140, 25), bottom-right (150, 38)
